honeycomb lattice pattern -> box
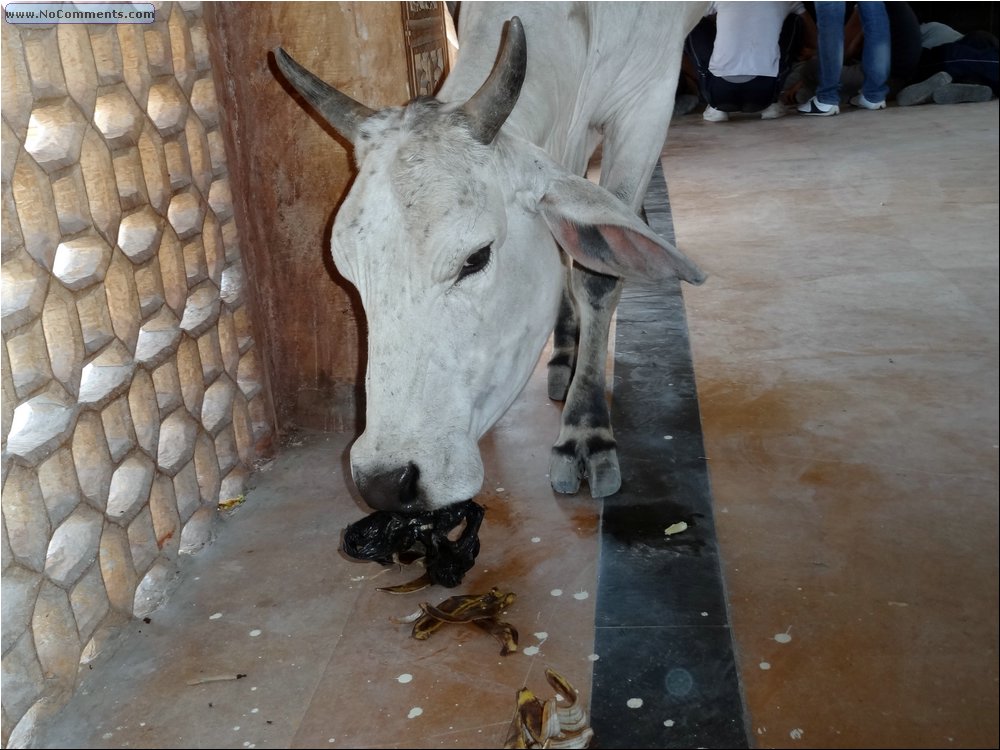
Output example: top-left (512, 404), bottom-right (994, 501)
top-left (1, 4), bottom-right (272, 744)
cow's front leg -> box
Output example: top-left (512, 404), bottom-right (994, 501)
top-left (549, 265), bottom-right (623, 497)
top-left (547, 267), bottom-right (579, 401)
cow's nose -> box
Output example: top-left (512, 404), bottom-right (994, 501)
top-left (355, 462), bottom-right (421, 513)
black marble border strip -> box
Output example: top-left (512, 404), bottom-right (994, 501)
top-left (589, 162), bottom-right (750, 749)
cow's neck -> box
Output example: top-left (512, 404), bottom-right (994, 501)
top-left (436, 19), bottom-right (590, 172)
top-left (439, 81), bottom-right (587, 175)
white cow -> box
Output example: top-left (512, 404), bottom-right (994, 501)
top-left (274, 2), bottom-right (708, 513)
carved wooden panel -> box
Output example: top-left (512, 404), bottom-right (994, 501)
top-left (402, 2), bottom-right (450, 97)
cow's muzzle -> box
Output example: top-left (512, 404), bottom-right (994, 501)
top-left (354, 461), bottom-right (422, 513)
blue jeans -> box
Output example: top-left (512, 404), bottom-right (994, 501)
top-left (815, 1), bottom-right (891, 105)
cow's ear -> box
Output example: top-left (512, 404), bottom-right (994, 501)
top-left (538, 173), bottom-right (706, 284)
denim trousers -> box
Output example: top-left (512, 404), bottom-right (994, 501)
top-left (815, 1), bottom-right (891, 104)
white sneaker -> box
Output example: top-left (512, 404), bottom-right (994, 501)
top-left (797, 96), bottom-right (839, 116)
top-left (702, 105), bottom-right (729, 122)
top-left (760, 102), bottom-right (787, 120)
top-left (850, 93), bottom-right (886, 110)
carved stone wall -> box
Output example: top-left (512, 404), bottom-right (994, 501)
top-left (0, 3), bottom-right (273, 745)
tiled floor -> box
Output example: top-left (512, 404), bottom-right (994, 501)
top-left (672, 101), bottom-right (999, 749)
top-left (32, 352), bottom-right (606, 749)
top-left (31, 101), bottom-right (999, 749)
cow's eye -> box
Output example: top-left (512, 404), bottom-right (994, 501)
top-left (457, 245), bottom-right (492, 282)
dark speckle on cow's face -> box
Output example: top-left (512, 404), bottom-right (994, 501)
top-left (390, 101), bottom-right (491, 192)
top-left (331, 95), bottom-right (507, 319)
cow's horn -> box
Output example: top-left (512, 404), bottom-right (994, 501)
top-left (273, 47), bottom-right (375, 144)
top-left (461, 16), bottom-right (527, 144)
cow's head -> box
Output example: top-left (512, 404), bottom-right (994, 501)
top-left (274, 18), bottom-right (703, 514)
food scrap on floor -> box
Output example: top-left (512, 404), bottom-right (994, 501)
top-left (504, 668), bottom-right (594, 749)
top-left (399, 587), bottom-right (519, 656)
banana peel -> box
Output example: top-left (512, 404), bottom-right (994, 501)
top-left (378, 570), bottom-right (433, 594)
top-left (471, 618), bottom-right (519, 656)
top-left (402, 587), bottom-right (519, 656)
top-left (503, 668), bottom-right (594, 749)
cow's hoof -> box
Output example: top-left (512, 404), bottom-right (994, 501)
top-left (547, 364), bottom-right (572, 402)
top-left (549, 451), bottom-right (582, 494)
top-left (586, 450), bottom-right (621, 498)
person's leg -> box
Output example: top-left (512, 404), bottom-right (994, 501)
top-left (771, 11), bottom-right (803, 114)
top-left (702, 75), bottom-right (740, 120)
top-left (885, 1), bottom-right (923, 96)
top-left (786, 58), bottom-right (819, 102)
top-left (814, 1), bottom-right (846, 105)
top-left (744, 74), bottom-right (786, 118)
top-left (857, 1), bottom-right (891, 103)
top-left (915, 45), bottom-right (947, 84)
top-left (941, 34), bottom-right (1000, 93)
top-left (738, 76), bottom-right (777, 112)
top-left (684, 17), bottom-right (717, 103)
top-left (901, 33), bottom-right (996, 105)
top-left (776, 13), bottom-right (804, 88)
top-left (675, 51), bottom-right (702, 115)
top-left (961, 30), bottom-right (999, 52)
top-left (897, 70), bottom-right (952, 105)
top-left (931, 82), bottom-right (994, 104)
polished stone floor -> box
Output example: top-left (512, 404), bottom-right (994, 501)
top-left (31, 101), bottom-right (999, 749)
top-left (673, 101), bottom-right (999, 749)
